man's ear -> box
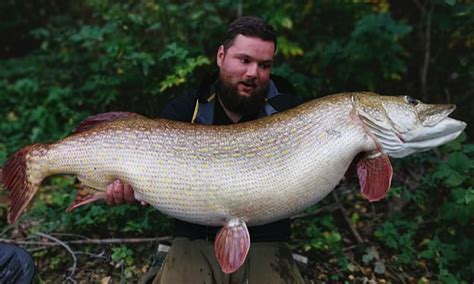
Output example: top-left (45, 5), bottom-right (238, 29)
top-left (216, 45), bottom-right (225, 68)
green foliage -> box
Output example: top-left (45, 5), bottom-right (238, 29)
top-left (111, 245), bottom-right (134, 265)
top-left (375, 137), bottom-right (474, 281)
top-left (374, 218), bottom-right (418, 264)
top-left (0, 0), bottom-right (473, 282)
top-left (158, 43), bottom-right (211, 92)
top-left (318, 13), bottom-right (411, 90)
top-left (111, 246), bottom-right (137, 280)
top-left (302, 214), bottom-right (343, 253)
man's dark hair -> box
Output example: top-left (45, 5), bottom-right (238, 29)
top-left (222, 16), bottom-right (277, 52)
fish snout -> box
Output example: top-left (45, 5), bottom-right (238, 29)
top-left (392, 117), bottom-right (467, 158)
top-left (420, 103), bottom-right (456, 127)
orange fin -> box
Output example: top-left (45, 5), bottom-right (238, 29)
top-left (74, 112), bottom-right (142, 134)
top-left (214, 218), bottom-right (250, 274)
top-left (357, 152), bottom-right (393, 202)
top-left (3, 144), bottom-right (47, 224)
top-left (66, 185), bottom-right (104, 212)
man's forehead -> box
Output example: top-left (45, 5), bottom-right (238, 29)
top-left (226, 35), bottom-right (275, 59)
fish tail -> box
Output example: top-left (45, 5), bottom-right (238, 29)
top-left (2, 144), bottom-right (50, 224)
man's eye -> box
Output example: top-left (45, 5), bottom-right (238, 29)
top-left (240, 58), bottom-right (250, 64)
top-left (260, 63), bottom-right (272, 70)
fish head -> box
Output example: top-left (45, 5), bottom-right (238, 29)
top-left (353, 92), bottom-right (467, 158)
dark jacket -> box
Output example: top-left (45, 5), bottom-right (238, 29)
top-left (160, 71), bottom-right (302, 242)
top-left (0, 243), bottom-right (34, 283)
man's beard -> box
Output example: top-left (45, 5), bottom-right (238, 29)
top-left (216, 76), bottom-right (268, 116)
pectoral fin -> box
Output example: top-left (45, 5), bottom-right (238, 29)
top-left (357, 152), bottom-right (393, 202)
top-left (214, 218), bottom-right (250, 274)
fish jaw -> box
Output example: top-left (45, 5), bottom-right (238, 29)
top-left (392, 117), bottom-right (467, 158)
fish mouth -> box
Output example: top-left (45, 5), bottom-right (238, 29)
top-left (404, 117), bottom-right (466, 143)
top-left (393, 117), bottom-right (466, 158)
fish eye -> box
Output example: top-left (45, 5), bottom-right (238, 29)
top-left (405, 96), bottom-right (419, 106)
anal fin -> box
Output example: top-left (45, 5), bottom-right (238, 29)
top-left (214, 218), bottom-right (250, 274)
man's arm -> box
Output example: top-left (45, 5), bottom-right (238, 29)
top-left (160, 91), bottom-right (197, 121)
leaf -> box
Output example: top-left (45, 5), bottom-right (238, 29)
top-left (159, 54), bottom-right (210, 92)
top-left (440, 269), bottom-right (459, 284)
top-left (432, 164), bottom-right (453, 179)
top-left (351, 212), bottom-right (360, 225)
top-left (464, 144), bottom-right (474, 153)
top-left (374, 261), bottom-right (386, 274)
top-left (346, 262), bottom-right (357, 272)
top-left (278, 36), bottom-right (304, 57)
top-left (147, 22), bottom-right (161, 31)
top-left (11, 79), bottom-right (39, 96)
top-left (444, 171), bottom-right (467, 187)
top-left (159, 43), bottom-right (189, 61)
top-left (444, 0), bottom-right (456, 5)
top-left (460, 188), bottom-right (474, 205)
top-left (362, 246), bottom-right (379, 264)
top-left (447, 152), bottom-right (473, 171)
top-left (362, 253), bottom-right (373, 264)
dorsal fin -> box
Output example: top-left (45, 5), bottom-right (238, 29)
top-left (74, 112), bottom-right (142, 134)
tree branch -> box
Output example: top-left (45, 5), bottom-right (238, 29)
top-left (0, 236), bottom-right (171, 246)
top-left (332, 191), bottom-right (364, 244)
top-left (290, 204), bottom-right (338, 220)
top-left (35, 232), bottom-right (78, 280)
top-left (421, 3), bottom-right (433, 100)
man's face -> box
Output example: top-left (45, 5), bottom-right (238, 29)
top-left (216, 34), bottom-right (275, 114)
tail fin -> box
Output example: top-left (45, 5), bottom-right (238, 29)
top-left (2, 144), bottom-right (48, 224)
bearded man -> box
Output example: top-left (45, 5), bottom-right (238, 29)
top-left (107, 16), bottom-right (305, 284)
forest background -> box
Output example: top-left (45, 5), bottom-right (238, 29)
top-left (0, 0), bottom-right (473, 282)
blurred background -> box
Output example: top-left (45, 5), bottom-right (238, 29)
top-left (0, 0), bottom-right (473, 282)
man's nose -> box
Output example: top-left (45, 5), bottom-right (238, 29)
top-left (245, 63), bottom-right (258, 78)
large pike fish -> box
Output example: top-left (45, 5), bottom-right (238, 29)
top-left (1, 92), bottom-right (466, 273)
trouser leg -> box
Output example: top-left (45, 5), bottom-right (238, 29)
top-left (247, 242), bottom-right (305, 284)
top-left (151, 238), bottom-right (219, 284)
top-left (150, 239), bottom-right (305, 284)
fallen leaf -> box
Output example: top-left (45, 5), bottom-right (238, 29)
top-left (101, 276), bottom-right (111, 284)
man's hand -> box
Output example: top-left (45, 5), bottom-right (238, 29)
top-left (105, 180), bottom-right (147, 206)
